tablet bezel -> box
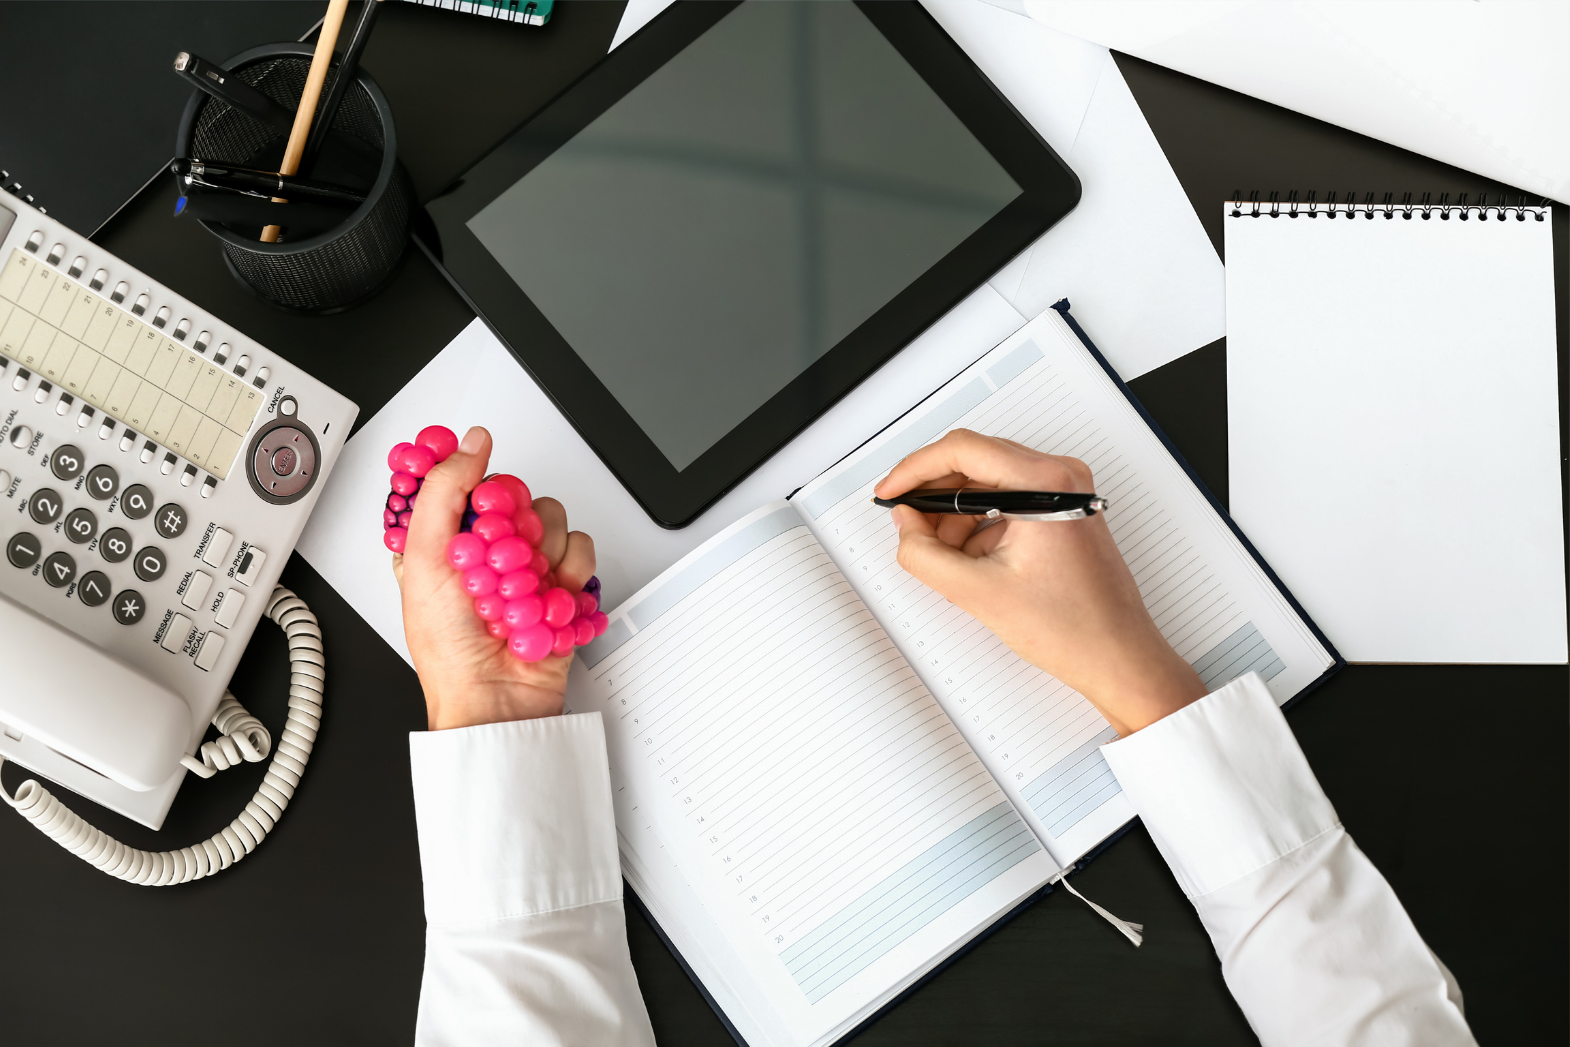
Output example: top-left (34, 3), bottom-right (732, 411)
top-left (420, 0), bottom-right (1080, 527)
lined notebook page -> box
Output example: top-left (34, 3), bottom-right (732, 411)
top-left (793, 308), bottom-right (1335, 864)
top-left (568, 503), bottom-right (1058, 1045)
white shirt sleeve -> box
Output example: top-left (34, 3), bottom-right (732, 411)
top-left (408, 712), bottom-right (656, 1047)
top-left (1100, 672), bottom-right (1475, 1047)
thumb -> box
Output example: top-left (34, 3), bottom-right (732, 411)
top-left (891, 506), bottom-right (991, 600)
top-left (406, 426), bottom-right (491, 572)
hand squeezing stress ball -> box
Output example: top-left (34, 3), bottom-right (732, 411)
top-left (387, 425), bottom-right (607, 730)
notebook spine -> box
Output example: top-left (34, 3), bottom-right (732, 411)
top-left (1227, 190), bottom-right (1548, 222)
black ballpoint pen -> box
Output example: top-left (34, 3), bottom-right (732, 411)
top-left (170, 159), bottom-right (366, 207)
top-left (173, 52), bottom-right (295, 134)
top-left (301, 0), bottom-right (383, 175)
top-left (872, 489), bottom-right (1108, 521)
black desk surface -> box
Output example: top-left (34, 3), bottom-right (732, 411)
top-left (1, 4), bottom-right (1565, 1044)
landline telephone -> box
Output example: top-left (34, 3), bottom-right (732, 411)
top-left (0, 191), bottom-right (358, 883)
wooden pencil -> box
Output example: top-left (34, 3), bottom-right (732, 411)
top-left (261, 0), bottom-right (351, 243)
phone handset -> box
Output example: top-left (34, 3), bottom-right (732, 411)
top-left (1, 587), bottom-right (324, 884)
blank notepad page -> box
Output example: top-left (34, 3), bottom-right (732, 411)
top-left (1226, 202), bottom-right (1564, 662)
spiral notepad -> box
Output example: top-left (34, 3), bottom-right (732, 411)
top-left (1225, 191), bottom-right (1564, 663)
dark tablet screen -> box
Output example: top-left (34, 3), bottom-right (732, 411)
top-left (467, 2), bottom-right (1020, 470)
top-left (424, 0), bottom-right (1079, 526)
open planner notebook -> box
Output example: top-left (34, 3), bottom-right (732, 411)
top-left (565, 304), bottom-right (1341, 1047)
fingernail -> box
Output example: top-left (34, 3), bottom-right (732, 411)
top-left (460, 427), bottom-right (484, 454)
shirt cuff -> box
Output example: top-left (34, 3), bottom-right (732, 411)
top-left (410, 711), bottom-right (622, 928)
top-left (1100, 672), bottom-right (1339, 899)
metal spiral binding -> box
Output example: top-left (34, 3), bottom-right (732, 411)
top-left (0, 586), bottom-right (324, 886)
top-left (1228, 189), bottom-right (1548, 222)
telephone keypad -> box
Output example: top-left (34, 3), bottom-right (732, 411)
top-left (8, 532), bottom-right (41, 569)
top-left (64, 507), bottom-right (96, 544)
top-left (85, 464), bottom-right (118, 500)
top-left (120, 484), bottom-right (153, 519)
top-left (77, 570), bottom-right (111, 607)
top-left (132, 546), bottom-right (167, 583)
top-left (98, 527), bottom-right (132, 563)
top-left (27, 487), bottom-right (62, 524)
top-left (49, 443), bottom-right (83, 480)
top-left (153, 503), bottom-right (188, 539)
top-left (111, 589), bottom-right (146, 626)
top-left (42, 551), bottom-right (75, 588)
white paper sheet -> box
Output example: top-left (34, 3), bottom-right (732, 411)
top-left (924, 1), bottom-right (1226, 379)
top-left (294, 287), bottom-right (1027, 663)
top-left (1023, 0), bottom-right (1570, 203)
top-left (1225, 203), bottom-right (1566, 663)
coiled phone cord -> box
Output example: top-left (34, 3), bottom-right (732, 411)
top-left (0, 586), bottom-right (323, 885)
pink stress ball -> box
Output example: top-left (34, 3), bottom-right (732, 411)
top-left (486, 619), bottom-right (511, 640)
top-left (509, 623), bottom-right (555, 662)
top-left (470, 512), bottom-right (515, 544)
top-left (486, 536), bottom-right (532, 575)
top-left (469, 480), bottom-right (516, 518)
top-left (497, 569), bottom-right (540, 600)
top-left (446, 532), bottom-right (489, 572)
top-left (529, 548), bottom-right (550, 576)
top-left (589, 611), bottom-right (609, 637)
top-left (576, 591), bottom-right (598, 617)
top-left (502, 594), bottom-right (545, 630)
top-left (402, 444), bottom-right (437, 479)
top-left (416, 425), bottom-right (459, 462)
top-left (462, 565), bottom-right (499, 597)
top-left (387, 442), bottom-right (414, 472)
top-left (543, 587), bottom-right (577, 629)
top-left (491, 474), bottom-right (532, 513)
top-left (513, 507), bottom-right (545, 546)
top-left (383, 508), bottom-right (398, 529)
top-left (573, 618), bottom-right (595, 646)
top-left (551, 627), bottom-right (577, 658)
top-left (473, 592), bottom-right (506, 622)
top-left (390, 471), bottom-right (419, 497)
top-left (384, 526), bottom-right (407, 553)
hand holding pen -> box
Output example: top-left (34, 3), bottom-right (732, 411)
top-left (875, 429), bottom-right (1204, 735)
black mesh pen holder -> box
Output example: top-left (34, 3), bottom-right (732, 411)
top-left (175, 43), bottom-right (413, 313)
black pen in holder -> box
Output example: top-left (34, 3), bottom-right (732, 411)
top-left (175, 43), bottom-right (413, 313)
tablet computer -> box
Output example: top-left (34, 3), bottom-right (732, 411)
top-left (420, 0), bottom-right (1080, 527)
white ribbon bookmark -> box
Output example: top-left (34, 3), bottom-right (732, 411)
top-left (1056, 873), bottom-right (1145, 947)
